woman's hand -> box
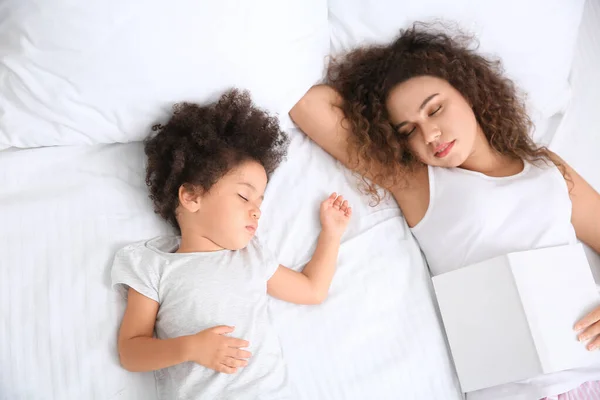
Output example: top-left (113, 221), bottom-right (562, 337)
top-left (575, 306), bottom-right (600, 350)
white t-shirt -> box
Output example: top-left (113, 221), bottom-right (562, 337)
top-left (111, 236), bottom-right (292, 400)
top-left (411, 162), bottom-right (600, 399)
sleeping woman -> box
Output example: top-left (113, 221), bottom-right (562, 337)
top-left (290, 24), bottom-right (600, 400)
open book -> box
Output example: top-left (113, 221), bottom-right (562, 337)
top-left (432, 243), bottom-right (600, 393)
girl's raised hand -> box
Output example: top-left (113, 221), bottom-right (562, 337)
top-left (319, 192), bottom-right (352, 238)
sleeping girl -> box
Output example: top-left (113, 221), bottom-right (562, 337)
top-left (111, 89), bottom-right (352, 399)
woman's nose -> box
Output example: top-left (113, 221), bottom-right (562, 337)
top-left (421, 122), bottom-right (442, 144)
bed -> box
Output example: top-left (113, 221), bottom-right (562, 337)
top-left (0, 0), bottom-right (598, 399)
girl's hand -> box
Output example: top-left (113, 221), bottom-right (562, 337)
top-left (575, 306), bottom-right (600, 351)
top-left (320, 193), bottom-right (352, 238)
top-left (186, 326), bottom-right (252, 373)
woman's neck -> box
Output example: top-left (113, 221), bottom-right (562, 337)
top-left (459, 129), bottom-right (523, 177)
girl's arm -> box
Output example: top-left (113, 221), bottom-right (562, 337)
top-left (549, 152), bottom-right (600, 253)
top-left (118, 288), bottom-right (251, 373)
top-left (118, 288), bottom-right (189, 371)
top-left (267, 193), bottom-right (351, 305)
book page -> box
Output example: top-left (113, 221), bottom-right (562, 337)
top-left (433, 256), bottom-right (541, 392)
top-left (509, 243), bottom-right (600, 373)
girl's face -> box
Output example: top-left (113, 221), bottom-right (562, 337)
top-left (178, 160), bottom-right (268, 251)
top-left (386, 75), bottom-right (480, 168)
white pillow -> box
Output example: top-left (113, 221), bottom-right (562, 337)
top-left (327, 0), bottom-right (585, 140)
top-left (0, 0), bottom-right (329, 149)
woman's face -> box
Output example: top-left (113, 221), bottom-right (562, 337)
top-left (386, 75), bottom-right (480, 168)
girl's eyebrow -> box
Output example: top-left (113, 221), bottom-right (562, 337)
top-left (238, 182), bottom-right (264, 200)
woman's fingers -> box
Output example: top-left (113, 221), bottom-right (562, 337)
top-left (575, 307), bottom-right (600, 332)
top-left (578, 321), bottom-right (600, 348)
top-left (586, 335), bottom-right (600, 351)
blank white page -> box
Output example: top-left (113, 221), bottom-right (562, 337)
top-left (509, 243), bottom-right (600, 373)
top-left (433, 256), bottom-right (541, 392)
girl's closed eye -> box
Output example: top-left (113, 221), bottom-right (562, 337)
top-left (238, 194), bottom-right (248, 202)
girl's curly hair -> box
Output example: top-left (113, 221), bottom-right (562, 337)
top-left (328, 23), bottom-right (549, 199)
top-left (144, 89), bottom-right (288, 230)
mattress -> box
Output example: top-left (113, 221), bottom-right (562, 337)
top-left (1, 3), bottom-right (599, 400)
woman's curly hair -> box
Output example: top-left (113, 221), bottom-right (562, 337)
top-left (328, 23), bottom-right (549, 198)
top-left (144, 89), bottom-right (289, 230)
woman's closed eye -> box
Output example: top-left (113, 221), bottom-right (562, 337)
top-left (428, 105), bottom-right (442, 116)
top-left (398, 106), bottom-right (442, 136)
top-left (402, 126), bottom-right (416, 137)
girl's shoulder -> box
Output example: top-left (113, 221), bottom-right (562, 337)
top-left (243, 236), bottom-right (277, 263)
top-left (111, 238), bottom-right (173, 303)
top-left (114, 236), bottom-right (178, 268)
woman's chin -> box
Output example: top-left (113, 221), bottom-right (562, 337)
top-left (426, 155), bottom-right (463, 168)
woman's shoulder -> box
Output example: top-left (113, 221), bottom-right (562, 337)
top-left (390, 165), bottom-right (430, 228)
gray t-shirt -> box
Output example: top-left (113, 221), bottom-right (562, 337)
top-left (111, 236), bottom-right (291, 400)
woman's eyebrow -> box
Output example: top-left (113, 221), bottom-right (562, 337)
top-left (419, 93), bottom-right (439, 111)
top-left (393, 93), bottom-right (440, 131)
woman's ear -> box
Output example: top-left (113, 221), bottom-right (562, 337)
top-left (178, 184), bottom-right (201, 212)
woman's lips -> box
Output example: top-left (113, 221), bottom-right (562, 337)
top-left (434, 140), bottom-right (455, 158)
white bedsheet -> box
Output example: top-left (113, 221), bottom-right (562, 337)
top-left (1, 2), bottom-right (599, 399)
top-left (0, 131), bottom-right (462, 399)
top-left (550, 0), bottom-right (600, 274)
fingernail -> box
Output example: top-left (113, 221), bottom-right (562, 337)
top-left (588, 344), bottom-right (597, 351)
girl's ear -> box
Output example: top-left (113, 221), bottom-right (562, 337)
top-left (178, 184), bottom-right (202, 212)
